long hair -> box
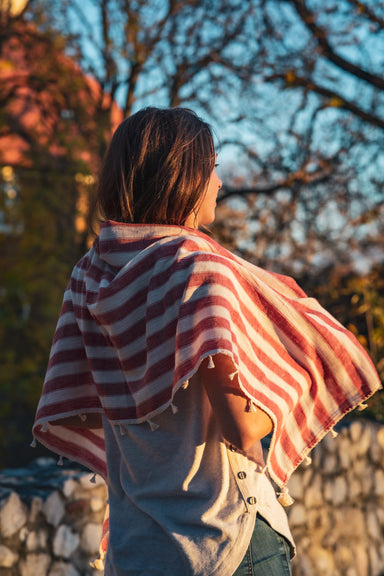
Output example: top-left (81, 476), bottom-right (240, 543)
top-left (91, 107), bottom-right (216, 228)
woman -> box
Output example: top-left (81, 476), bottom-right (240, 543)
top-left (33, 107), bottom-right (381, 576)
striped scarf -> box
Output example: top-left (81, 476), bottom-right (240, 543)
top-left (33, 220), bottom-right (381, 488)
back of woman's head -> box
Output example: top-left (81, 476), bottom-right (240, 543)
top-left (92, 107), bottom-right (216, 227)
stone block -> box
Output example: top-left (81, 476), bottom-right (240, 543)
top-left (338, 437), bottom-right (351, 470)
top-left (349, 420), bottom-right (362, 443)
top-left (308, 545), bottom-right (335, 576)
top-left (0, 545), bottom-right (19, 567)
top-left (19, 526), bottom-right (29, 543)
top-left (287, 473), bottom-right (303, 501)
top-left (370, 433), bottom-right (382, 463)
top-left (62, 479), bottom-right (78, 498)
top-left (354, 544), bottom-right (369, 576)
top-left (20, 553), bottom-right (51, 576)
top-left (301, 468), bottom-right (313, 488)
top-left (348, 476), bottom-right (362, 501)
top-left (367, 508), bottom-right (381, 541)
top-left (81, 523), bottom-right (102, 554)
top-left (368, 546), bottom-right (381, 576)
top-left (332, 507), bottom-right (365, 540)
top-left (0, 491), bottom-right (28, 538)
top-left (323, 481), bottom-right (333, 503)
top-left (322, 453), bottom-right (338, 474)
top-left (26, 529), bottom-right (48, 551)
top-left (376, 427), bottom-right (384, 450)
top-left (90, 497), bottom-right (105, 512)
top-left (29, 496), bottom-right (43, 522)
top-left (304, 475), bottom-right (323, 509)
top-left (42, 492), bottom-right (65, 527)
top-left (306, 508), bottom-right (330, 535)
top-left (53, 525), bottom-right (80, 559)
top-left (353, 457), bottom-right (367, 477)
top-left (288, 502), bottom-right (306, 527)
top-left (374, 469), bottom-right (384, 497)
top-left (335, 544), bottom-right (356, 572)
top-left (359, 469), bottom-right (373, 497)
top-left (49, 561), bottom-right (80, 576)
top-left (356, 426), bottom-right (372, 457)
top-left (332, 476), bottom-right (348, 506)
top-left (323, 431), bottom-right (338, 454)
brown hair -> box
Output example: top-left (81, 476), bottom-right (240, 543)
top-left (91, 107), bottom-right (216, 227)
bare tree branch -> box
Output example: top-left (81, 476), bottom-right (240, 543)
top-left (289, 0), bottom-right (384, 90)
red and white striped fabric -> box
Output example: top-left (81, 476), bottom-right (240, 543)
top-left (33, 221), bottom-right (381, 488)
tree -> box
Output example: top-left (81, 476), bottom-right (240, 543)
top-left (10, 0), bottom-right (383, 274)
top-left (28, 0), bottom-right (383, 276)
top-left (0, 5), bottom-right (122, 466)
top-left (208, 0), bottom-right (384, 273)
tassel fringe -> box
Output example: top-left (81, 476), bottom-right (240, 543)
top-left (30, 437), bottom-right (37, 448)
top-left (305, 456), bottom-right (312, 466)
top-left (277, 487), bottom-right (294, 507)
top-left (90, 473), bottom-right (97, 484)
top-left (246, 399), bottom-right (257, 413)
top-left (171, 403), bottom-right (179, 414)
top-left (207, 355), bottom-right (215, 369)
top-left (57, 456), bottom-right (64, 466)
top-left (330, 428), bottom-right (338, 438)
top-left (228, 371), bottom-right (238, 381)
top-left (90, 552), bottom-right (105, 571)
top-left (357, 403), bottom-right (368, 411)
top-left (148, 420), bottom-right (159, 431)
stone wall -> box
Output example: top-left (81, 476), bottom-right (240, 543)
top-left (0, 419), bottom-right (383, 576)
top-left (0, 459), bottom-right (106, 576)
top-left (286, 419), bottom-right (384, 576)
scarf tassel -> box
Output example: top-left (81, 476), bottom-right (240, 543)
top-left (277, 487), bottom-right (294, 507)
top-left (246, 399), bottom-right (258, 413)
top-left (357, 402), bottom-right (368, 411)
top-left (90, 552), bottom-right (105, 571)
top-left (148, 420), bottom-right (159, 431)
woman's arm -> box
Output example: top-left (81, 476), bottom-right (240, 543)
top-left (200, 354), bottom-right (273, 451)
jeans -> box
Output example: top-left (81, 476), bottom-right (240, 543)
top-left (232, 514), bottom-right (293, 576)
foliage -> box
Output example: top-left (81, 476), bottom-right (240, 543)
top-left (304, 264), bottom-right (384, 422)
top-left (0, 155), bottom-right (88, 467)
top-left (0, 9), bottom-right (99, 467)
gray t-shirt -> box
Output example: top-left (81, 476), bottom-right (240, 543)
top-left (103, 374), bottom-right (294, 576)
